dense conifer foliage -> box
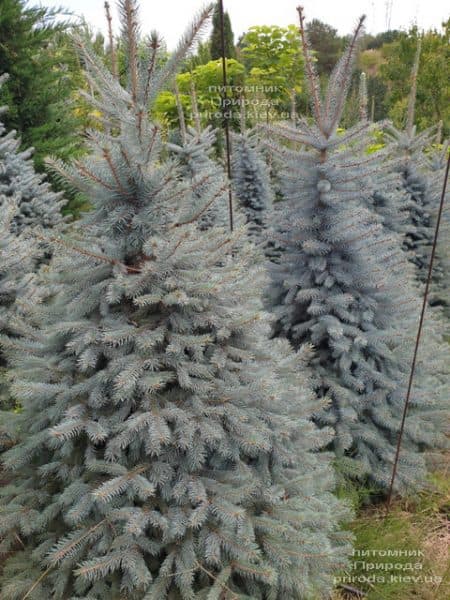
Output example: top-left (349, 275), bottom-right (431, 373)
top-left (371, 43), bottom-right (442, 284)
top-left (0, 77), bottom-right (65, 411)
top-left (0, 76), bottom-right (65, 232)
top-left (263, 10), bottom-right (448, 493)
top-left (0, 200), bottom-right (36, 412)
top-left (167, 114), bottom-right (228, 230)
top-left (426, 140), bottom-right (450, 311)
top-left (0, 4), bottom-right (351, 598)
top-left (231, 129), bottom-right (273, 244)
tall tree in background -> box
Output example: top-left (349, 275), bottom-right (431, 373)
top-left (0, 0), bottom-right (82, 170)
top-left (154, 58), bottom-right (245, 135)
top-left (305, 19), bottom-right (343, 76)
top-left (363, 30), bottom-right (402, 50)
top-left (210, 1), bottom-right (236, 60)
top-left (380, 21), bottom-right (450, 135)
top-left (183, 40), bottom-right (212, 70)
top-left (240, 25), bottom-right (304, 123)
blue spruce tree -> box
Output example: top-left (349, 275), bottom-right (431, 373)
top-left (231, 110), bottom-right (274, 246)
top-left (426, 138), bottom-right (450, 312)
top-left (0, 75), bottom-right (65, 411)
top-left (0, 3), bottom-right (352, 598)
top-left (383, 131), bottom-right (436, 282)
top-left (357, 74), bottom-right (412, 240)
top-left (263, 9), bottom-right (448, 493)
top-left (167, 84), bottom-right (228, 230)
top-left (373, 42), bottom-right (440, 282)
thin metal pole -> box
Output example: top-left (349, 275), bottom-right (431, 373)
top-left (218, 0), bottom-right (234, 232)
top-left (385, 152), bottom-right (450, 515)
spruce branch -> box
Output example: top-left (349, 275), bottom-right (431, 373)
top-left (194, 562), bottom-right (238, 599)
top-left (145, 125), bottom-right (160, 163)
top-left (34, 232), bottom-right (141, 273)
top-left (45, 156), bottom-right (91, 195)
top-left (147, 4), bottom-right (214, 106)
top-left (22, 565), bottom-right (54, 600)
top-left (173, 183), bottom-right (229, 227)
top-left (330, 120), bottom-right (373, 149)
top-left (162, 231), bottom-right (191, 260)
top-left (102, 147), bottom-right (128, 196)
top-left (23, 520), bottom-right (108, 599)
top-left (165, 173), bottom-right (213, 206)
top-left (296, 6), bottom-right (323, 131)
top-left (104, 1), bottom-right (118, 79)
top-left (120, 146), bottom-right (133, 170)
top-left (51, 521), bottom-right (107, 565)
top-left (73, 159), bottom-right (116, 191)
top-left (13, 531), bottom-right (25, 549)
top-left (72, 34), bottom-right (132, 109)
top-left (137, 108), bottom-right (144, 143)
top-left (326, 14), bottom-right (366, 135)
top-left (258, 122), bottom-right (318, 149)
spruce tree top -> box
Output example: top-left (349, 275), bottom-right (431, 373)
top-left (166, 85), bottom-right (229, 230)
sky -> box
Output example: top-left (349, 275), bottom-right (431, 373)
top-left (39, 0), bottom-right (449, 48)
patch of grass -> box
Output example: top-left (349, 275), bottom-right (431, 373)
top-left (333, 459), bottom-right (450, 600)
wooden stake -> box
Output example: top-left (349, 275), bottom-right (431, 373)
top-left (218, 0), bottom-right (234, 232)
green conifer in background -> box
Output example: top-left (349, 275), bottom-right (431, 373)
top-left (210, 1), bottom-right (236, 60)
top-left (0, 0), bottom-right (82, 170)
